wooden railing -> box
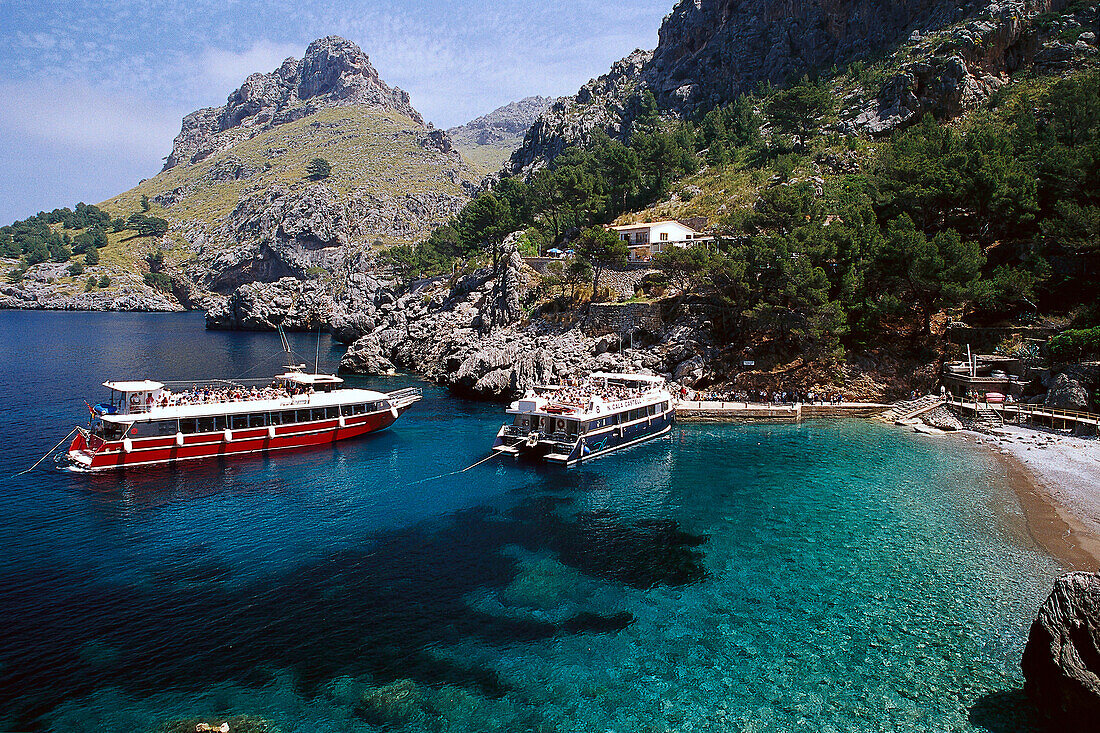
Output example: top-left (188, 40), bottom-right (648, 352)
top-left (946, 396), bottom-right (1100, 427)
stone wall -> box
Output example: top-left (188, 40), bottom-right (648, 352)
top-left (585, 302), bottom-right (662, 336)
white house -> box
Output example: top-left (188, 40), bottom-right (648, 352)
top-left (609, 220), bottom-right (712, 261)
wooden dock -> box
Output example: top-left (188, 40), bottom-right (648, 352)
top-left (675, 401), bottom-right (892, 422)
top-left (946, 397), bottom-right (1100, 435)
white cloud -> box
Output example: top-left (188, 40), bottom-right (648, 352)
top-left (194, 39), bottom-right (304, 101)
top-left (0, 80), bottom-right (184, 159)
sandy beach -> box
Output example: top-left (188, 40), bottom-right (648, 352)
top-left (964, 425), bottom-right (1100, 570)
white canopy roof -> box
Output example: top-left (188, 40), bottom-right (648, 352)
top-left (277, 372), bottom-right (344, 386)
top-left (103, 380), bottom-right (164, 392)
top-left (590, 372), bottom-right (666, 384)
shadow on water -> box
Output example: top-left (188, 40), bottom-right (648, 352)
top-left (968, 689), bottom-right (1045, 733)
top-left (0, 474), bottom-right (707, 730)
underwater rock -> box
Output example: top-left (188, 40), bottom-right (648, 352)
top-left (498, 557), bottom-right (590, 611)
top-left (355, 678), bottom-right (436, 726)
top-left (1022, 571), bottom-right (1100, 727)
top-left (153, 716), bottom-right (278, 733)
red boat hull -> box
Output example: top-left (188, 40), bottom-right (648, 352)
top-left (67, 408), bottom-right (405, 471)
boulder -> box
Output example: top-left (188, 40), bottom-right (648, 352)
top-left (1045, 367), bottom-right (1095, 412)
top-left (1022, 571), bottom-right (1100, 727)
top-left (921, 405), bottom-right (963, 431)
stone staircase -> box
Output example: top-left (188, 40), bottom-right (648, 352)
top-left (879, 395), bottom-right (945, 423)
top-left (971, 403), bottom-right (1005, 433)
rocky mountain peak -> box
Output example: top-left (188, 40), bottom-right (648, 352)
top-left (509, 0), bottom-right (1068, 173)
top-left (164, 36), bottom-right (423, 171)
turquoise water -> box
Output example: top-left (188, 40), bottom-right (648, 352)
top-left (0, 311), bottom-right (1060, 731)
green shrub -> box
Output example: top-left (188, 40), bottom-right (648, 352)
top-left (67, 260), bottom-right (84, 276)
top-left (143, 272), bottom-right (172, 291)
top-left (85, 276), bottom-right (97, 291)
top-left (1049, 327), bottom-right (1100, 362)
top-left (97, 275), bottom-right (111, 287)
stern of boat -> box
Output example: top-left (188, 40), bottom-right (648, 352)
top-left (66, 428), bottom-right (97, 470)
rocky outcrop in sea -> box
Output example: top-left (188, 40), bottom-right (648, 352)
top-left (338, 241), bottom-right (717, 400)
top-left (1022, 571), bottom-right (1100, 727)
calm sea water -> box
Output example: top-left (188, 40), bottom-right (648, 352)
top-left (0, 311), bottom-right (1061, 732)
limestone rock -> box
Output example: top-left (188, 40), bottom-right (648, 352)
top-left (1045, 366), bottom-right (1097, 412)
top-left (164, 36), bottom-right (422, 171)
top-left (1022, 571), bottom-right (1100, 727)
top-left (510, 0), bottom-right (1069, 172)
top-left (921, 405), bottom-right (964, 431)
top-left (447, 96), bottom-right (555, 151)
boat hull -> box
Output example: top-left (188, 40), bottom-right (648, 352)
top-left (494, 408), bottom-right (675, 466)
top-left (67, 407), bottom-right (407, 472)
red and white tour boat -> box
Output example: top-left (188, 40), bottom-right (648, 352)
top-left (66, 368), bottom-right (422, 472)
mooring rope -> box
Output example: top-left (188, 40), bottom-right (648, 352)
top-left (13, 428), bottom-right (79, 478)
top-left (408, 451), bottom-right (502, 486)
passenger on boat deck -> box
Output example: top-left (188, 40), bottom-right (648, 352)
top-left (157, 383), bottom-right (312, 408)
top-left (547, 382), bottom-right (650, 407)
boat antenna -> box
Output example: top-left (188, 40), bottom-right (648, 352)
top-left (277, 323), bottom-right (294, 370)
top-left (314, 325), bottom-right (321, 374)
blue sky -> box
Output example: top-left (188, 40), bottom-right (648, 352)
top-left (0, 0), bottom-right (672, 223)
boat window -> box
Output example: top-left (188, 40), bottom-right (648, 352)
top-left (214, 416), bottom-right (228, 431)
top-left (280, 410), bottom-right (297, 425)
top-left (513, 415), bottom-right (530, 428)
top-left (268, 412), bottom-right (281, 425)
top-left (196, 417), bottom-right (216, 433)
top-left (102, 424), bottom-right (125, 441)
top-left (249, 413), bottom-right (267, 428)
top-left (354, 403), bottom-right (367, 415)
top-left (231, 415), bottom-right (249, 430)
top-left (325, 407), bottom-right (339, 420)
top-left (661, 401), bottom-right (669, 412)
top-left (294, 409), bottom-right (309, 423)
top-left (566, 420), bottom-right (577, 435)
top-left (309, 408), bottom-right (324, 421)
top-left (149, 419), bottom-right (178, 436)
top-left (648, 403), bottom-right (656, 416)
top-left (340, 404), bottom-right (354, 416)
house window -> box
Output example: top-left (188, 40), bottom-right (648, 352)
top-left (660, 233), bottom-right (669, 241)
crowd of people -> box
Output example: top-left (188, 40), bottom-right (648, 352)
top-left (148, 382), bottom-right (313, 410)
top-left (679, 387), bottom-right (847, 405)
top-left (537, 379), bottom-right (656, 410)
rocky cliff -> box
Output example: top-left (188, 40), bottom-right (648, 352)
top-left (1022, 571), bottom-right (1100, 728)
top-left (447, 96), bottom-right (555, 173)
top-left (164, 36), bottom-right (423, 170)
top-left (0, 36), bottom-right (481, 313)
top-left (510, 0), bottom-right (1085, 171)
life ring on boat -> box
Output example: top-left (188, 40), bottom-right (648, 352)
top-left (224, 429), bottom-right (233, 442)
top-left (267, 426), bottom-right (276, 439)
top-left (556, 419), bottom-right (565, 432)
top-left (337, 415), bottom-right (346, 428)
top-left (175, 432), bottom-right (184, 447)
top-left (129, 394), bottom-right (141, 406)
top-left (122, 438), bottom-right (133, 453)
top-left (526, 432), bottom-right (539, 448)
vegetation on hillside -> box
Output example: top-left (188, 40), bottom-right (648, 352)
top-left (2, 202), bottom-right (168, 284)
top-left (387, 62), bottom-right (1099, 366)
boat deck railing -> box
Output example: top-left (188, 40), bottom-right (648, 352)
top-left (387, 387), bottom-right (423, 405)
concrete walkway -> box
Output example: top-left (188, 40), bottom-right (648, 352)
top-left (675, 401), bottom-right (892, 422)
